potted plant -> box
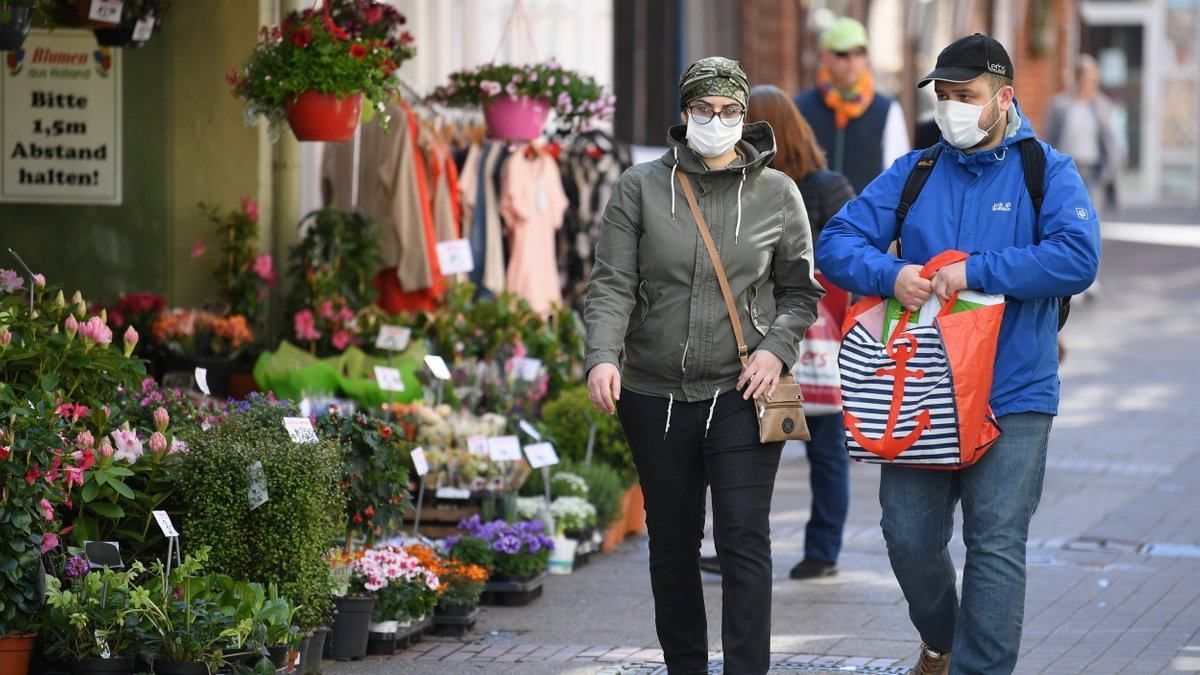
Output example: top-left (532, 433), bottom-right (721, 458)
top-left (152, 309), bottom-right (254, 398)
top-left (548, 495), bottom-right (596, 575)
top-left (314, 410), bottom-right (410, 547)
top-left (91, 0), bottom-right (167, 48)
top-left (430, 61), bottom-right (615, 140)
top-left (0, 0), bottom-right (38, 51)
top-left (324, 549), bottom-right (377, 660)
top-left (227, 2), bottom-right (414, 141)
top-left (40, 562), bottom-right (145, 674)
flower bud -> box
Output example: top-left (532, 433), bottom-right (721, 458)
top-left (153, 407), bottom-right (169, 432)
top-left (76, 430), bottom-right (95, 450)
top-left (33, 274), bottom-right (45, 289)
top-left (0, 329), bottom-right (11, 347)
top-left (97, 437), bottom-right (114, 458)
top-left (64, 315), bottom-right (79, 341)
top-left (53, 290), bottom-right (66, 310)
top-left (123, 326), bottom-right (138, 358)
top-left (148, 432), bottom-right (167, 455)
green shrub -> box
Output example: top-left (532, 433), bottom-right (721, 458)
top-left (520, 458), bottom-right (626, 528)
top-left (540, 386), bottom-right (637, 486)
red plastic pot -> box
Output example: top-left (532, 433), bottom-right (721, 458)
top-left (484, 95), bottom-right (551, 141)
top-left (285, 91), bottom-right (363, 142)
top-left (0, 633), bottom-right (35, 675)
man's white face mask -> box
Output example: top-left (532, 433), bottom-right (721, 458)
top-left (934, 86), bottom-right (1004, 149)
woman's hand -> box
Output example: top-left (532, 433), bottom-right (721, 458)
top-left (587, 363), bottom-right (622, 414)
top-left (738, 350), bottom-right (785, 401)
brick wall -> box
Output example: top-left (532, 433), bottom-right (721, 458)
top-left (1013, 0), bottom-right (1078, 133)
top-left (739, 0), bottom-right (806, 94)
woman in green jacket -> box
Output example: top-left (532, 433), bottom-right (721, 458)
top-left (584, 57), bottom-right (823, 674)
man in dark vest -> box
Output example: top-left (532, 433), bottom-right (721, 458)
top-left (794, 17), bottom-right (910, 194)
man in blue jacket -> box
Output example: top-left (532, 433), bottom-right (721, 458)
top-left (817, 34), bottom-right (1100, 674)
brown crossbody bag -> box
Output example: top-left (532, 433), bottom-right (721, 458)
top-left (677, 172), bottom-right (810, 443)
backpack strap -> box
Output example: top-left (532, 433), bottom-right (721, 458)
top-left (1017, 137), bottom-right (1071, 330)
top-left (894, 144), bottom-right (943, 258)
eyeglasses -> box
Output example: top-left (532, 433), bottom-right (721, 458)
top-left (833, 48), bottom-right (868, 59)
top-left (687, 103), bottom-right (746, 127)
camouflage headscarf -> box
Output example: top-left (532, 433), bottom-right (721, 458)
top-left (679, 56), bottom-right (750, 109)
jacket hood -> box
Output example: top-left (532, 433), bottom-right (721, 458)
top-left (662, 121), bottom-right (778, 174)
top-left (942, 99), bottom-right (1036, 165)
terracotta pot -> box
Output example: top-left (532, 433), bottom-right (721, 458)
top-left (285, 92), bottom-right (362, 142)
top-left (623, 483), bottom-right (646, 535)
top-left (483, 95), bottom-right (551, 141)
top-left (602, 513), bottom-right (626, 551)
top-left (0, 5), bottom-right (34, 51)
top-left (0, 633), bottom-right (35, 675)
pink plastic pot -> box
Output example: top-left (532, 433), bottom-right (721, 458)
top-left (484, 95), bottom-right (551, 141)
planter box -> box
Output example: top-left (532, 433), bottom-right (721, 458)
top-left (481, 572), bottom-right (546, 607)
top-left (430, 606), bottom-right (480, 638)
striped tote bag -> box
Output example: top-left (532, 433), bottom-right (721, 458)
top-left (839, 251), bottom-right (1004, 469)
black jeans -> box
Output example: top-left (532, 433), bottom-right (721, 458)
top-left (617, 388), bottom-right (783, 675)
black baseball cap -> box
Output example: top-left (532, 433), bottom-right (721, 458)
top-left (918, 33), bottom-right (1013, 88)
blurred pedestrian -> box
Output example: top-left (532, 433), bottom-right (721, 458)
top-left (794, 16), bottom-right (910, 194)
top-left (1044, 54), bottom-right (1123, 216)
top-left (584, 57), bottom-right (823, 675)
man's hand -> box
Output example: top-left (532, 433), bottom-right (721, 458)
top-left (587, 363), bottom-right (621, 415)
top-left (930, 261), bottom-right (968, 303)
top-left (894, 264), bottom-right (933, 312)
top-left (738, 350), bottom-right (785, 401)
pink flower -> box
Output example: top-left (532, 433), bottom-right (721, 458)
top-left (56, 403), bottom-right (89, 423)
top-left (148, 432), bottom-right (168, 455)
top-left (123, 326), bottom-right (138, 357)
top-left (169, 438), bottom-right (188, 455)
top-left (0, 269), bottom-right (23, 293)
top-left (97, 437), bottom-right (114, 459)
top-left (33, 274), bottom-right (45, 289)
top-left (80, 316), bottom-right (113, 346)
top-left (153, 407), bottom-right (170, 431)
top-left (74, 448), bottom-right (95, 471)
top-left (110, 429), bottom-right (143, 463)
top-left (241, 196), bottom-right (259, 222)
top-left (190, 239), bottom-right (207, 259)
top-left (64, 464), bottom-right (85, 489)
top-left (331, 330), bottom-right (352, 351)
top-left (41, 532), bottom-right (59, 554)
top-left (39, 498), bottom-right (54, 521)
top-left (294, 310), bottom-right (321, 341)
top-left (64, 315), bottom-right (79, 340)
top-left (319, 300), bottom-right (335, 319)
top-left (0, 329), bottom-right (10, 347)
top-left (253, 254), bottom-right (275, 287)
top-left (338, 307), bottom-right (355, 324)
top-left (76, 431), bottom-right (95, 450)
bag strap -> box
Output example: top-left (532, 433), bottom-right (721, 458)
top-left (677, 172), bottom-right (750, 368)
top-left (1018, 137), bottom-right (1045, 218)
top-left (888, 250), bottom-right (970, 345)
top-left (894, 144), bottom-right (943, 258)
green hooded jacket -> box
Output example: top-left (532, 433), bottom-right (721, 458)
top-left (584, 121), bottom-right (824, 403)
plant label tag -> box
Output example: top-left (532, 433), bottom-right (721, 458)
top-left (524, 442), bottom-right (559, 469)
top-left (132, 14), bottom-right (155, 41)
top-left (375, 325), bottom-right (412, 351)
top-left (194, 367), bottom-right (210, 396)
top-left (436, 487), bottom-right (471, 500)
top-left (518, 419), bottom-right (541, 441)
top-left (436, 238), bottom-right (475, 275)
top-left (411, 446), bottom-right (429, 476)
top-left (89, 0), bottom-right (123, 24)
top-left (374, 366), bottom-right (405, 392)
top-left (151, 510), bottom-right (178, 538)
top-left (424, 355), bottom-right (452, 380)
top-left (487, 435), bottom-right (522, 462)
top-left (467, 435), bottom-right (489, 456)
top-left (518, 357), bottom-right (542, 381)
top-left (248, 461), bottom-right (268, 510)
top-left (283, 417), bottom-right (318, 444)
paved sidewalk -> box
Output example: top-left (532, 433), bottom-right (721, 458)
top-left (329, 239), bottom-right (1200, 674)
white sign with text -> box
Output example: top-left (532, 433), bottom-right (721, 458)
top-left (487, 435), bottom-right (523, 462)
top-left (410, 446), bottom-right (429, 476)
top-left (435, 238), bottom-right (475, 275)
top-left (283, 417), bottom-right (318, 444)
top-left (523, 442), bottom-right (560, 469)
top-left (374, 325), bottom-right (412, 351)
top-left (374, 366), bottom-right (405, 392)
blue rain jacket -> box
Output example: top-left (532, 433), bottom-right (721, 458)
top-left (817, 101), bottom-right (1101, 417)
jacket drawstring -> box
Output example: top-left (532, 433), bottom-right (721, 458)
top-left (704, 388), bottom-right (720, 437)
top-left (670, 147), bottom-right (679, 220)
top-left (663, 392), bottom-right (674, 439)
top-left (734, 167), bottom-right (746, 244)
top-left (680, 338), bottom-right (690, 373)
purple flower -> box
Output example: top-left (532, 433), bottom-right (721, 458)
top-left (528, 537), bottom-right (543, 554)
top-left (65, 556), bottom-right (88, 579)
top-left (493, 535), bottom-right (521, 555)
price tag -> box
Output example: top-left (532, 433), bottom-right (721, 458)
top-left (151, 510), bottom-right (178, 538)
top-left (283, 417), bottom-right (318, 444)
top-left (132, 14), bottom-right (155, 41)
top-left (425, 355), bottom-right (452, 381)
top-left (89, 0), bottom-right (124, 24)
top-left (467, 435), bottom-right (489, 456)
top-left (513, 357), bottom-right (543, 382)
top-left (248, 461), bottom-right (269, 511)
top-left (194, 367), bottom-right (210, 396)
top-left (518, 419), bottom-right (542, 441)
top-left (411, 446), bottom-right (429, 476)
top-left (375, 325), bottom-right (412, 351)
top-left (487, 435), bottom-right (523, 462)
top-left (374, 366), bottom-right (406, 392)
top-left (435, 238), bottom-right (475, 275)
top-left (523, 442), bottom-right (560, 469)
top-left (436, 487), bottom-right (471, 500)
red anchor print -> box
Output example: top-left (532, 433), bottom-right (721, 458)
top-left (846, 330), bottom-right (933, 460)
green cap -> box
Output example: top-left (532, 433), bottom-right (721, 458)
top-left (820, 17), bottom-right (869, 52)
top-left (679, 56), bottom-right (750, 109)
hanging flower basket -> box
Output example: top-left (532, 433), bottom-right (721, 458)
top-left (0, 5), bottom-right (34, 52)
top-left (93, 18), bottom-right (152, 48)
top-left (285, 91), bottom-right (363, 142)
top-left (483, 95), bottom-right (551, 141)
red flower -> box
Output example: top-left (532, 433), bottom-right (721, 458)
top-left (350, 43), bottom-right (368, 61)
top-left (77, 449), bottom-right (96, 471)
top-left (322, 16), bottom-right (349, 41)
top-left (25, 465), bottom-right (40, 485)
top-left (291, 26), bottom-right (313, 48)
top-left (400, 31), bottom-right (414, 46)
top-left (0, 445), bottom-right (9, 461)
top-left (352, 513), bottom-right (364, 523)
top-left (363, 6), bottom-right (383, 25)
top-left (380, 58), bottom-right (397, 78)
top-left (364, 506), bottom-right (376, 517)
top-left (225, 67), bottom-right (240, 87)
top-left (380, 426), bottom-right (393, 439)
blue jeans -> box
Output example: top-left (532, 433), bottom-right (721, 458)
top-left (879, 412), bottom-right (1052, 675)
top-left (803, 414), bottom-right (850, 564)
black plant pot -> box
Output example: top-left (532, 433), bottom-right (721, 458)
top-left (0, 5), bottom-right (33, 52)
top-left (435, 602), bottom-right (475, 618)
top-left (327, 596), bottom-right (375, 660)
top-left (266, 645), bottom-right (290, 670)
top-left (73, 657), bottom-right (135, 674)
top-left (163, 353), bottom-right (233, 398)
top-left (302, 628), bottom-right (327, 675)
top-left (152, 660), bottom-right (209, 675)
top-left (93, 19), bottom-right (151, 48)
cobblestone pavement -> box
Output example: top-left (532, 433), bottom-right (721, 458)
top-left (329, 232), bottom-right (1200, 674)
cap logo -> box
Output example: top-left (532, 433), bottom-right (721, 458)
top-left (987, 62), bottom-right (1007, 75)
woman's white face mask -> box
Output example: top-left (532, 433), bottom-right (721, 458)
top-left (934, 87), bottom-right (1004, 150)
top-left (686, 117), bottom-right (743, 158)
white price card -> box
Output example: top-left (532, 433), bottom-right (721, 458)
top-left (523, 442), bottom-right (560, 469)
top-left (283, 417), bottom-right (318, 444)
top-left (436, 487), bottom-right (471, 500)
top-left (194, 367), bottom-right (210, 396)
top-left (435, 238), bottom-right (475, 275)
top-left (467, 435), bottom-right (489, 456)
top-left (89, 0), bottom-right (124, 23)
top-left (511, 357), bottom-right (543, 382)
top-left (151, 510), bottom-right (178, 538)
top-left (410, 446), bottom-right (429, 476)
top-left (375, 325), bottom-right (412, 351)
top-left (425, 355), bottom-right (452, 380)
top-left (132, 14), bottom-right (155, 41)
top-left (487, 435), bottom-right (523, 462)
top-left (248, 461), bottom-right (269, 510)
top-left (518, 419), bottom-right (542, 441)
top-left (374, 366), bottom-right (406, 392)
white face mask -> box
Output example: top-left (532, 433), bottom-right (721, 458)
top-left (934, 88), bottom-right (1004, 150)
top-left (686, 117), bottom-right (743, 158)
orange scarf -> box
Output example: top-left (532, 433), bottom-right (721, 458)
top-left (817, 67), bottom-right (875, 129)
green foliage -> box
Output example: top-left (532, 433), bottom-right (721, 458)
top-left (201, 198), bottom-right (271, 329)
top-left (445, 537), bottom-right (492, 573)
top-left (540, 386), bottom-right (637, 486)
top-left (41, 564), bottom-right (147, 660)
top-left (181, 395), bottom-right (344, 630)
top-left (520, 458), bottom-right (626, 528)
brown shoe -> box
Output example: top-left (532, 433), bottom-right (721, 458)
top-left (911, 643), bottom-right (951, 675)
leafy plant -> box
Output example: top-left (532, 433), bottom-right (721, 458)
top-left (152, 309), bottom-right (254, 358)
top-left (199, 198), bottom-right (273, 328)
top-left (448, 516), bottom-right (553, 579)
top-left (405, 545), bottom-right (486, 609)
top-left (41, 562), bottom-right (146, 660)
top-left (540, 387), bottom-right (637, 486)
top-left (355, 547), bottom-right (439, 622)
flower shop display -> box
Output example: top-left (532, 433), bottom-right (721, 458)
top-left (40, 563), bottom-right (143, 674)
top-left (325, 549), bottom-right (376, 660)
top-left (407, 545), bottom-right (487, 638)
top-left (430, 61), bottom-right (615, 140)
top-left (228, 1), bottom-right (415, 141)
top-left (448, 516), bottom-right (553, 607)
top-left (153, 309), bottom-right (254, 398)
top-left (334, 546), bottom-right (440, 655)
top-left (0, 1), bottom-right (37, 52)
